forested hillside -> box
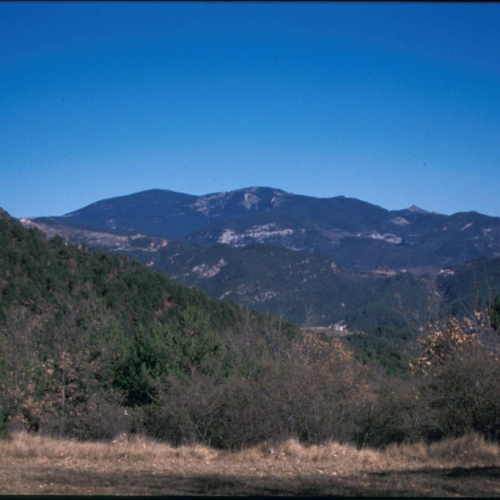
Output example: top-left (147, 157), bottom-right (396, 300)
top-left (135, 241), bottom-right (437, 330)
top-left (0, 207), bottom-right (297, 441)
top-left (3, 207), bottom-right (500, 451)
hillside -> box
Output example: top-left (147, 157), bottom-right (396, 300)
top-left (0, 207), bottom-right (299, 440)
top-left (0, 207), bottom-right (246, 338)
top-left (437, 256), bottom-right (500, 317)
top-left (136, 240), bottom-right (439, 330)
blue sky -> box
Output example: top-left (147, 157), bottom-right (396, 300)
top-left (1, 2), bottom-right (500, 218)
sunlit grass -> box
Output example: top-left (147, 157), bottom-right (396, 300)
top-left (1, 431), bottom-right (219, 462)
top-left (3, 431), bottom-right (500, 468)
top-left (1, 432), bottom-right (500, 496)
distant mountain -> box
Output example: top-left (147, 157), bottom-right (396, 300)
top-left (21, 187), bottom-right (500, 329)
top-left (29, 187), bottom-right (500, 274)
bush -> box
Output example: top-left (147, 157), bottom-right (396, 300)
top-left (410, 312), bottom-right (500, 443)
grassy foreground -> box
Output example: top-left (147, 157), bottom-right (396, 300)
top-left (1, 432), bottom-right (500, 496)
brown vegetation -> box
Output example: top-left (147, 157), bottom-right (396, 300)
top-left (1, 432), bottom-right (500, 496)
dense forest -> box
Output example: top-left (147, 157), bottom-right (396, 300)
top-left (1, 207), bottom-right (500, 449)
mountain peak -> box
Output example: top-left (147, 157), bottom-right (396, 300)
top-left (212, 186), bottom-right (289, 197)
top-left (408, 205), bottom-right (429, 214)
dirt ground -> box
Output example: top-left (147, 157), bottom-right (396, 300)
top-left (1, 433), bottom-right (500, 496)
top-left (2, 457), bottom-right (500, 496)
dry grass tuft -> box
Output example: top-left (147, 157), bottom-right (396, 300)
top-left (232, 438), bottom-right (382, 471)
top-left (427, 433), bottom-right (500, 465)
top-left (274, 439), bottom-right (381, 468)
top-left (170, 443), bottom-right (220, 461)
top-left (384, 439), bottom-right (429, 466)
top-left (1, 431), bottom-right (220, 463)
top-left (279, 438), bottom-right (306, 458)
top-left (384, 433), bottom-right (500, 469)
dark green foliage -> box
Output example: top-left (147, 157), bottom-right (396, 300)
top-left (0, 212), bottom-right (244, 338)
top-left (0, 212), bottom-right (297, 433)
top-left (437, 257), bottom-right (500, 319)
top-left (346, 327), bottom-right (416, 376)
top-left (490, 293), bottom-right (500, 332)
top-left (114, 324), bottom-right (169, 407)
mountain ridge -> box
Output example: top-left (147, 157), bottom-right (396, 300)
top-left (27, 187), bottom-right (500, 274)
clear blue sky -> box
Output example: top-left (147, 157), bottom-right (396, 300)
top-left (1, 2), bottom-right (500, 218)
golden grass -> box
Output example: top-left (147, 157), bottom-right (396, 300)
top-left (385, 433), bottom-right (500, 468)
top-left (233, 438), bottom-right (381, 471)
top-left (1, 431), bottom-right (219, 463)
top-left (1, 432), bottom-right (500, 496)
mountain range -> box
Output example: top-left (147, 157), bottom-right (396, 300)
top-left (22, 187), bottom-right (500, 329)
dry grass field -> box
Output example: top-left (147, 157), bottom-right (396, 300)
top-left (1, 432), bottom-right (500, 496)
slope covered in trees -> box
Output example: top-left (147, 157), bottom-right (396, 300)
top-left (0, 208), bottom-right (298, 439)
top-left (2, 207), bottom-right (500, 451)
